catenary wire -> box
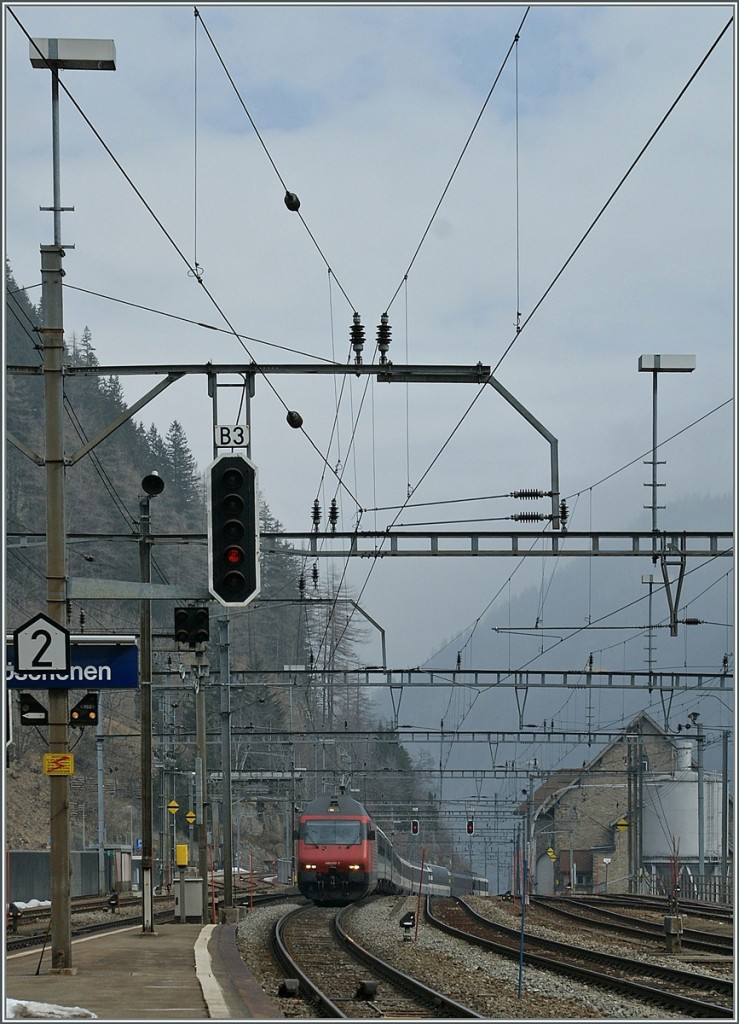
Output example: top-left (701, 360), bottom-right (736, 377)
top-left (384, 8), bottom-right (530, 315)
top-left (382, 16), bottom-right (734, 524)
top-left (61, 284), bottom-right (340, 363)
top-left (10, 12), bottom-right (364, 512)
top-left (193, 6), bottom-right (355, 312)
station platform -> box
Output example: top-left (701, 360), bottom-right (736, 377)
top-left (5, 921), bottom-right (285, 1020)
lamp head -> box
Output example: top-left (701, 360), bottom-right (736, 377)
top-left (142, 472), bottom-right (165, 496)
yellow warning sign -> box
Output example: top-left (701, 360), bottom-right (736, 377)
top-left (43, 753), bottom-right (74, 776)
top-left (547, 847), bottom-right (556, 861)
top-left (168, 800), bottom-right (179, 815)
top-left (185, 810), bottom-right (196, 824)
top-left (616, 817), bottom-right (628, 831)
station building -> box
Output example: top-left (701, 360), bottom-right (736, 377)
top-left (522, 711), bottom-right (731, 902)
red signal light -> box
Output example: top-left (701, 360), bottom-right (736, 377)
top-left (208, 455), bottom-right (260, 606)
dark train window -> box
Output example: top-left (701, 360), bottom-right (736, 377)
top-left (301, 821), bottom-right (362, 845)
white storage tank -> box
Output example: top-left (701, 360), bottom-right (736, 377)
top-left (642, 755), bottom-right (723, 861)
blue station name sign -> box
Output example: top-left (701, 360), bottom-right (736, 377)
top-left (6, 635), bottom-right (138, 690)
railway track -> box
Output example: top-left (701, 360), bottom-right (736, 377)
top-left (591, 892), bottom-right (734, 923)
top-left (8, 893), bottom-right (158, 926)
top-left (6, 907), bottom-right (177, 953)
top-left (427, 896), bottom-right (732, 1019)
top-left (271, 901), bottom-right (484, 1018)
top-left (531, 895), bottom-right (733, 955)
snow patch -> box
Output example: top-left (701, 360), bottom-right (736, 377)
top-left (6, 999), bottom-right (97, 1019)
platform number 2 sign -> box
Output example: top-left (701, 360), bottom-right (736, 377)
top-left (13, 614), bottom-right (71, 674)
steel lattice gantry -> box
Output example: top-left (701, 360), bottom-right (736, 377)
top-left (228, 667), bottom-right (733, 691)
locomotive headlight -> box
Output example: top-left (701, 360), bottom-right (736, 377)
top-left (348, 864), bottom-right (362, 871)
top-left (303, 863), bottom-right (317, 870)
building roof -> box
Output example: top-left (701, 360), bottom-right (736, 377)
top-left (518, 710), bottom-right (674, 817)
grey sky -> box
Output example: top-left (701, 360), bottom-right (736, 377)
top-left (4, 3), bottom-right (734, 680)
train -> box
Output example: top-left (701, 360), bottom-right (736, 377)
top-left (296, 789), bottom-right (489, 905)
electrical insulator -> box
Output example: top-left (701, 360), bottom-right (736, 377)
top-left (560, 500), bottom-right (569, 526)
top-left (298, 572), bottom-right (306, 596)
top-left (328, 498), bottom-right (339, 532)
top-left (311, 563), bottom-right (319, 589)
top-left (376, 313), bottom-right (391, 365)
top-left (682, 617), bottom-right (701, 625)
top-left (311, 499), bottom-right (322, 530)
top-left (511, 489), bottom-right (545, 500)
top-left (351, 312), bottom-right (365, 365)
top-left (511, 512), bottom-right (546, 522)
top-left (308, 647), bottom-right (314, 668)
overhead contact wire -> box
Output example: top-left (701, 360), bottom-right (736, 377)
top-left (385, 15), bottom-right (735, 525)
top-left (10, 10), bottom-right (363, 512)
top-left (384, 7), bottom-right (530, 315)
top-left (193, 6), bottom-right (355, 312)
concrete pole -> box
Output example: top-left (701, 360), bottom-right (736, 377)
top-left (696, 722), bottom-right (704, 881)
top-left (96, 703), bottom-right (105, 895)
top-left (721, 730), bottom-right (729, 895)
top-left (42, 241), bottom-right (72, 970)
top-left (139, 493), bottom-right (155, 932)
top-left (195, 650), bottom-right (208, 922)
top-left (650, 369), bottom-right (659, 536)
top-left (219, 615), bottom-right (233, 910)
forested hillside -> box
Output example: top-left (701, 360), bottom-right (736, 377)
top-left (5, 266), bottom-right (461, 871)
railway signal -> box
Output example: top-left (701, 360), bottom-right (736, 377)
top-left (207, 454), bottom-right (260, 607)
top-left (410, 819), bottom-right (419, 835)
top-left (19, 692), bottom-right (49, 726)
top-left (466, 818), bottom-right (475, 835)
top-left (70, 693), bottom-right (98, 727)
top-left (174, 606), bottom-right (210, 646)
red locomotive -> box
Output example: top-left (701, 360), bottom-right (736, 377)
top-left (296, 788), bottom-right (488, 904)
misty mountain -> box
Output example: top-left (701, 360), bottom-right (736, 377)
top-left (378, 491), bottom-right (733, 783)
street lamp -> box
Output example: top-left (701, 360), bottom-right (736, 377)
top-left (140, 472), bottom-right (165, 931)
top-left (30, 33), bottom-right (115, 973)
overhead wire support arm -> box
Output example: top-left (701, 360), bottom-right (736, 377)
top-left (67, 372), bottom-right (186, 465)
top-left (485, 376), bottom-right (559, 530)
top-left (33, 361), bottom-right (493, 383)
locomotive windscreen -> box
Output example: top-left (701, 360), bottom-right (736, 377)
top-left (302, 820), bottom-right (362, 845)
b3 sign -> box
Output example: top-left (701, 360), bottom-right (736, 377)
top-left (6, 635), bottom-right (138, 690)
top-left (215, 424), bottom-right (249, 448)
